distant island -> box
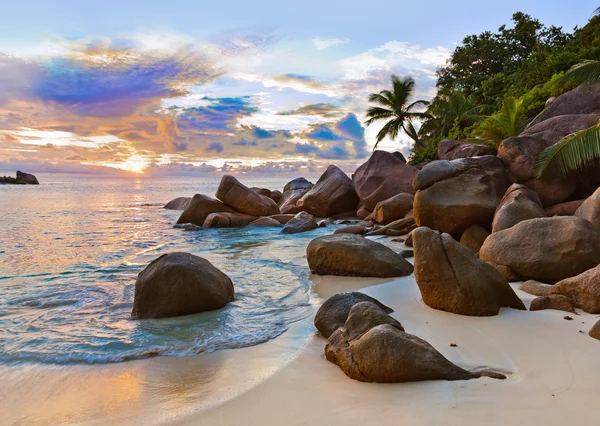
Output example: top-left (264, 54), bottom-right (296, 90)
top-left (0, 171), bottom-right (39, 185)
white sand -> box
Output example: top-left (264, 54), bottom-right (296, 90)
top-left (3, 238), bottom-right (600, 425)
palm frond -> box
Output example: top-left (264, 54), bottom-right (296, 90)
top-left (406, 99), bottom-right (430, 111)
top-left (364, 106), bottom-right (395, 126)
top-left (555, 60), bottom-right (600, 87)
top-left (373, 119), bottom-right (400, 149)
top-left (368, 93), bottom-right (395, 108)
top-left (536, 124), bottom-right (600, 180)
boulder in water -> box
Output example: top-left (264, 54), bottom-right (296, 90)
top-left (281, 211), bottom-right (319, 234)
top-left (216, 175), bottom-right (280, 216)
top-left (297, 166), bottom-right (359, 217)
top-left (164, 197), bottom-right (191, 210)
top-left (177, 194), bottom-right (237, 226)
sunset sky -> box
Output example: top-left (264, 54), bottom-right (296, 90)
top-left (0, 0), bottom-right (595, 175)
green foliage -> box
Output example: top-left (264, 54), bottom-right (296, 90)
top-left (364, 75), bottom-right (430, 149)
top-left (536, 123), bottom-right (600, 180)
top-left (555, 60), bottom-right (600, 87)
top-left (408, 138), bottom-right (440, 165)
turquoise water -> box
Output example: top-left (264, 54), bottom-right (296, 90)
top-left (0, 174), bottom-right (327, 365)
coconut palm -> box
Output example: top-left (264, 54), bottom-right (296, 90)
top-left (419, 91), bottom-right (492, 139)
top-left (536, 60), bottom-right (600, 179)
top-left (477, 96), bottom-right (528, 146)
top-left (365, 75), bottom-right (430, 149)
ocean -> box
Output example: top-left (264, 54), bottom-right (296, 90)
top-left (0, 173), bottom-right (328, 365)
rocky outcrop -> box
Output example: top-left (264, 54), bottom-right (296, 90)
top-left (479, 217), bottom-right (600, 282)
top-left (492, 184), bottom-right (546, 233)
top-left (352, 150), bottom-right (418, 211)
top-left (0, 171), bottom-right (40, 185)
top-left (413, 156), bottom-right (510, 236)
top-left (176, 194), bottom-right (237, 226)
top-left (521, 114), bottom-right (600, 144)
top-left (278, 177), bottom-right (314, 214)
top-left (131, 252), bottom-right (234, 319)
top-left (216, 175), bottom-right (280, 217)
top-left (203, 212), bottom-right (257, 228)
top-left (551, 265), bottom-right (600, 314)
top-left (529, 295), bottom-right (575, 313)
top-left (314, 292), bottom-right (393, 338)
top-left (369, 193), bottom-right (414, 224)
top-left (545, 200), bottom-right (584, 216)
top-left (246, 217), bottom-right (282, 227)
top-left (413, 227), bottom-right (525, 316)
top-left (437, 139), bottom-right (497, 160)
top-left (459, 225), bottom-right (490, 254)
top-left (281, 211), bottom-right (319, 234)
top-left (297, 165), bottom-right (358, 217)
top-left (164, 197), bottom-right (192, 210)
top-left (307, 234), bottom-right (414, 278)
top-left (531, 85), bottom-right (600, 125)
top-left (575, 187), bottom-right (600, 232)
top-left (324, 302), bottom-right (506, 383)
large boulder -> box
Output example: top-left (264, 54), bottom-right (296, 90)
top-left (281, 211), bottom-right (319, 234)
top-left (575, 187), bottom-right (600, 232)
top-left (531, 85), bottom-right (600, 125)
top-left (296, 165), bottom-right (358, 217)
top-left (459, 225), bottom-right (490, 254)
top-left (370, 193), bottom-right (414, 224)
top-left (314, 292), bottom-right (393, 338)
top-left (324, 304), bottom-right (505, 383)
top-left (438, 139), bottom-right (496, 160)
top-left (278, 177), bottom-right (314, 214)
top-left (522, 177), bottom-right (576, 207)
top-left (15, 171), bottom-right (39, 185)
top-left (521, 114), bottom-right (600, 144)
top-left (492, 184), bottom-right (546, 232)
top-left (131, 252), bottom-right (234, 319)
top-left (479, 216), bottom-right (600, 282)
top-left (203, 212), bottom-right (257, 228)
top-left (307, 234), bottom-right (414, 278)
top-left (413, 156), bottom-right (511, 236)
top-left (216, 175), bottom-right (280, 217)
top-left (352, 150), bottom-right (418, 211)
top-left (164, 197), bottom-right (191, 210)
top-left (413, 227), bottom-right (525, 316)
top-left (551, 264), bottom-right (600, 314)
top-left (176, 194), bottom-right (237, 226)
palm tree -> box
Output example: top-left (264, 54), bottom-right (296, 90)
top-left (365, 75), bottom-right (430, 149)
top-left (419, 91), bottom-right (491, 139)
top-left (478, 97), bottom-right (528, 146)
top-left (536, 60), bottom-right (600, 179)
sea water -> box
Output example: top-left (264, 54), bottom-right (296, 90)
top-left (0, 174), bottom-right (327, 364)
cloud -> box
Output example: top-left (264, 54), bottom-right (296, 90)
top-left (312, 37), bottom-right (349, 50)
top-left (205, 142), bottom-right (224, 153)
top-left (278, 103), bottom-right (342, 118)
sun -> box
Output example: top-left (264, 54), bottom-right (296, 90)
top-left (119, 154), bottom-right (149, 174)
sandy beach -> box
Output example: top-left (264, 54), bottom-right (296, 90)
top-left (3, 236), bottom-right (599, 426)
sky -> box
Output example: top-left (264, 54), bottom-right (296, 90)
top-left (0, 0), bottom-right (597, 176)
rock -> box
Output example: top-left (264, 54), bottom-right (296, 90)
top-left (203, 212), bottom-right (257, 228)
top-left (531, 85), bottom-right (600, 125)
top-left (176, 194), bottom-right (237, 226)
top-left (297, 165), bottom-right (359, 217)
top-left (325, 321), bottom-right (505, 383)
top-left (413, 227), bottom-right (525, 316)
top-left (522, 177), bottom-right (576, 207)
top-left (545, 200), bottom-right (585, 216)
top-left (278, 178), bottom-right (313, 214)
top-left (479, 216), bottom-right (600, 282)
top-left (399, 249), bottom-right (413, 258)
top-left (333, 225), bottom-right (368, 235)
top-left (268, 214), bottom-right (296, 224)
top-left (522, 114), bottom-right (600, 144)
top-left (353, 150), bottom-right (418, 211)
top-left (459, 225), bottom-right (490, 254)
top-left (529, 295), bottom-right (575, 313)
top-left (405, 231), bottom-right (413, 247)
top-left (164, 197), bottom-right (192, 210)
top-left (356, 205), bottom-right (371, 219)
top-left (589, 320), bottom-right (600, 340)
top-left (181, 223), bottom-right (202, 231)
top-left (363, 217), bottom-right (416, 237)
top-left (392, 151), bottom-right (407, 163)
top-left (246, 217), bottom-right (282, 227)
top-left (438, 139), bottom-right (496, 160)
top-left (314, 292), bottom-right (393, 338)
top-left (281, 211), bottom-right (319, 234)
top-left (250, 187), bottom-right (282, 203)
top-left (307, 234), bottom-right (414, 278)
top-left (0, 171), bottom-right (39, 185)
top-left (575, 187), bottom-right (600, 232)
top-left (492, 184), bottom-right (546, 232)
top-left (520, 280), bottom-right (553, 296)
top-left (497, 135), bottom-right (556, 182)
top-left (131, 252), bottom-right (234, 319)
top-left (551, 264), bottom-right (600, 313)
top-left (370, 193), bottom-right (414, 224)
top-left (342, 302), bottom-right (405, 341)
top-left (216, 175), bottom-right (280, 217)
top-left (413, 156), bottom-right (510, 236)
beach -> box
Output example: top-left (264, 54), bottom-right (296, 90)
top-left (3, 234), bottom-right (600, 425)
